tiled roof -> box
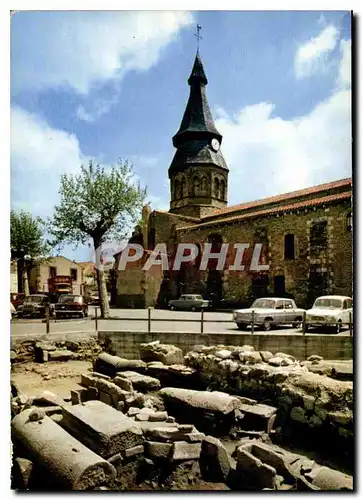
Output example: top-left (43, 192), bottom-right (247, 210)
top-left (153, 210), bottom-right (200, 222)
top-left (177, 191), bottom-right (351, 232)
top-left (202, 177), bottom-right (352, 219)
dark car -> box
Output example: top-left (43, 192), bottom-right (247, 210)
top-left (168, 294), bottom-right (210, 312)
top-left (10, 293), bottom-right (26, 310)
top-left (21, 294), bottom-right (53, 318)
top-left (55, 294), bottom-right (88, 319)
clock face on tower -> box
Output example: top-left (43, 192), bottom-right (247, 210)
top-left (211, 138), bottom-right (220, 152)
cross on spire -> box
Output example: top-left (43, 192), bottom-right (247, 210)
top-left (195, 24), bottom-right (202, 53)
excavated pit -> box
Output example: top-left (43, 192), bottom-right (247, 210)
top-left (10, 339), bottom-right (354, 491)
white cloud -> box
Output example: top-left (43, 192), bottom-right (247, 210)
top-left (11, 11), bottom-right (193, 95)
top-left (129, 155), bottom-right (170, 211)
top-left (147, 194), bottom-right (169, 212)
top-left (75, 95), bottom-right (118, 123)
top-left (215, 43), bottom-right (351, 206)
top-left (10, 107), bottom-right (168, 216)
top-left (11, 106), bottom-right (87, 215)
top-left (338, 39), bottom-right (351, 88)
top-left (295, 25), bottom-right (339, 78)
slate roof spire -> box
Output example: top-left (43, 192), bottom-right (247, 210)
top-left (188, 52), bottom-right (208, 86)
top-left (172, 52), bottom-right (222, 148)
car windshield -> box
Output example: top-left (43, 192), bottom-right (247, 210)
top-left (25, 296), bottom-right (43, 303)
top-left (251, 299), bottom-right (276, 309)
top-left (194, 295), bottom-right (203, 300)
top-left (59, 295), bottom-right (81, 304)
top-left (314, 298), bottom-right (343, 309)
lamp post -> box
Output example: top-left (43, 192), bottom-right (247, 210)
top-left (22, 254), bottom-right (31, 296)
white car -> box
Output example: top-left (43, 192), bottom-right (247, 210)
top-left (305, 295), bottom-right (353, 333)
top-left (233, 297), bottom-right (305, 331)
top-left (10, 302), bottom-right (16, 319)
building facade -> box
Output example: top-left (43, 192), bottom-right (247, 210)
top-left (29, 256), bottom-right (84, 295)
top-left (10, 261), bottom-right (18, 293)
top-left (114, 53), bottom-right (352, 309)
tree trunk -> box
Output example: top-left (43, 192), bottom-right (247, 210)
top-left (22, 266), bottom-right (29, 296)
top-left (96, 267), bottom-right (110, 318)
top-left (93, 239), bottom-right (110, 319)
top-left (17, 259), bottom-right (24, 293)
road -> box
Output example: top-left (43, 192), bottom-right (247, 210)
top-left (11, 308), bottom-right (351, 339)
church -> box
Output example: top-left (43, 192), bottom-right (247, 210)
top-left (113, 52), bottom-right (352, 310)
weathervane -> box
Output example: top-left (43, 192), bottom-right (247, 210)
top-left (195, 24), bottom-right (202, 53)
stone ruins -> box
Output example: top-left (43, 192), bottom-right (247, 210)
top-left (11, 340), bottom-right (353, 491)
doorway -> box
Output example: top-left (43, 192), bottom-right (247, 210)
top-left (274, 275), bottom-right (285, 296)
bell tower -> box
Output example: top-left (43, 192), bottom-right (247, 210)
top-left (168, 51), bottom-right (229, 218)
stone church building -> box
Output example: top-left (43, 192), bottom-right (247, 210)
top-left (114, 53), bottom-right (352, 309)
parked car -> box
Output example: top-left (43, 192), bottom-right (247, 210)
top-left (21, 294), bottom-right (54, 318)
top-left (89, 293), bottom-right (111, 306)
top-left (11, 302), bottom-right (17, 318)
top-left (233, 297), bottom-right (305, 331)
top-left (168, 294), bottom-right (210, 312)
top-left (305, 295), bottom-right (353, 333)
top-left (10, 292), bottom-right (26, 310)
top-left (90, 294), bottom-right (101, 306)
top-left (55, 294), bottom-right (88, 319)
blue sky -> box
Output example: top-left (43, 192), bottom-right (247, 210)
top-left (10, 10), bottom-right (351, 261)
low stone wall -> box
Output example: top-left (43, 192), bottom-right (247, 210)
top-left (11, 336), bottom-right (103, 364)
top-left (98, 331), bottom-right (353, 361)
top-left (184, 345), bottom-right (353, 466)
top-left (11, 331), bottom-right (97, 346)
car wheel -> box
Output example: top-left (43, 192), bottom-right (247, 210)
top-left (263, 319), bottom-right (273, 331)
top-left (191, 306), bottom-right (196, 312)
top-left (170, 305), bottom-right (176, 311)
top-left (17, 313), bottom-right (23, 319)
top-left (293, 317), bottom-right (303, 329)
top-left (237, 322), bottom-right (248, 331)
top-left (334, 320), bottom-right (342, 334)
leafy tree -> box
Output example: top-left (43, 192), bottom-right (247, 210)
top-left (49, 160), bottom-right (147, 318)
top-left (10, 210), bottom-right (49, 294)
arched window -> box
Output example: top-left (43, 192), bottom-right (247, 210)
top-left (180, 177), bottom-right (186, 198)
top-left (174, 179), bottom-right (180, 200)
top-left (214, 178), bottom-right (220, 198)
top-left (220, 179), bottom-right (226, 200)
top-left (284, 234), bottom-right (295, 260)
top-left (201, 176), bottom-right (208, 196)
top-left (193, 177), bottom-right (201, 197)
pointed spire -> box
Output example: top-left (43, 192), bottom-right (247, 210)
top-left (188, 53), bottom-right (208, 86)
top-left (172, 53), bottom-right (221, 148)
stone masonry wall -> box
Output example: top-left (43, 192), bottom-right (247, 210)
top-left (176, 200), bottom-right (352, 308)
top-left (98, 331), bottom-right (353, 361)
top-left (183, 345), bottom-right (353, 460)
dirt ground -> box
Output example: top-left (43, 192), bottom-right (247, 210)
top-left (11, 360), bottom-right (92, 399)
